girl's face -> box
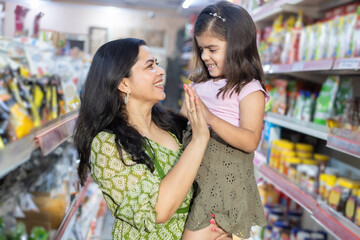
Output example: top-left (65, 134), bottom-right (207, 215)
top-left (126, 45), bottom-right (166, 104)
top-left (196, 31), bottom-right (227, 81)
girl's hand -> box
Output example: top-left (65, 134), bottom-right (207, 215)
top-left (186, 84), bottom-right (216, 126)
top-left (183, 84), bottom-right (209, 142)
top-left (209, 218), bottom-right (233, 240)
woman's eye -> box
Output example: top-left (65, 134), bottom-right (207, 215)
top-left (210, 49), bottom-right (216, 53)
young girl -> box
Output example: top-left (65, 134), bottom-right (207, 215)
top-left (181, 1), bottom-right (268, 239)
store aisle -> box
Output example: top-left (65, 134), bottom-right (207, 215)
top-left (101, 211), bottom-right (114, 240)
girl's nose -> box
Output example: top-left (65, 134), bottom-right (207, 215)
top-left (201, 51), bottom-right (209, 61)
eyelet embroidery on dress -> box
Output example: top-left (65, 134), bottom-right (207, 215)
top-left (183, 126), bottom-right (267, 237)
top-left (229, 190), bottom-right (237, 199)
top-left (225, 173), bottom-right (235, 183)
top-left (225, 146), bottom-right (235, 154)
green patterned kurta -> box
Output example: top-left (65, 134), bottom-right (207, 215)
top-left (90, 131), bottom-right (193, 239)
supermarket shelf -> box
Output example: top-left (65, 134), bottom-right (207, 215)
top-left (326, 134), bottom-right (360, 158)
top-left (256, 158), bottom-right (360, 240)
top-left (81, 189), bottom-right (103, 239)
top-left (92, 200), bottom-right (108, 239)
top-left (313, 201), bottom-right (360, 240)
top-left (258, 163), bottom-right (317, 212)
top-left (55, 178), bottom-right (92, 240)
top-left (263, 58), bottom-right (360, 75)
top-left (251, 0), bottom-right (354, 23)
top-left (35, 110), bottom-right (79, 156)
top-left (268, 59), bottom-right (334, 74)
top-left (265, 112), bottom-right (330, 140)
top-left (0, 133), bottom-right (37, 179)
top-left (332, 58), bottom-right (360, 74)
top-left (0, 110), bottom-right (79, 179)
top-left (251, 0), bottom-right (290, 23)
top-left (254, 150), bottom-right (267, 166)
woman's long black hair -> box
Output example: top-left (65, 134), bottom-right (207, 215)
top-left (74, 38), bottom-right (187, 186)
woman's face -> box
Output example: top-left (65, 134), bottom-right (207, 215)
top-left (127, 45), bottom-right (166, 104)
top-left (196, 31), bottom-right (227, 80)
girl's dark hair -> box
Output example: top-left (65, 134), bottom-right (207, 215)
top-left (74, 38), bottom-right (187, 186)
top-left (191, 1), bottom-right (265, 98)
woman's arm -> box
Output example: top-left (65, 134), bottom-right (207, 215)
top-left (191, 84), bottom-right (265, 153)
top-left (155, 86), bottom-right (209, 223)
top-left (179, 101), bottom-right (188, 118)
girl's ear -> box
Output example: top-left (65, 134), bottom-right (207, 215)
top-left (118, 78), bottom-right (130, 94)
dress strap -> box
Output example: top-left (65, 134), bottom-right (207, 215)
top-left (144, 140), bottom-right (165, 179)
top-left (144, 138), bottom-right (189, 214)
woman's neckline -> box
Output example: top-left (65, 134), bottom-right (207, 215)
top-left (144, 132), bottom-right (182, 154)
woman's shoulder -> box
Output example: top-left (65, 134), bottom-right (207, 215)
top-left (93, 131), bottom-right (116, 143)
top-left (91, 131), bottom-right (116, 153)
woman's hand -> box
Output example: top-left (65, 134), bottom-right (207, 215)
top-left (186, 84), bottom-right (216, 127)
top-left (184, 84), bottom-right (209, 142)
top-left (210, 218), bottom-right (233, 240)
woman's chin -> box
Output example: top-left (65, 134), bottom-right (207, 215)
top-left (160, 93), bottom-right (166, 101)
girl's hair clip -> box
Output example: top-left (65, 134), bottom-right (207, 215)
top-left (209, 12), bottom-right (226, 22)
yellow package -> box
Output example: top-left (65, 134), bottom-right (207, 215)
top-left (9, 102), bottom-right (34, 139)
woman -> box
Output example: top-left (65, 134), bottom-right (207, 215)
top-left (74, 38), bottom-right (228, 239)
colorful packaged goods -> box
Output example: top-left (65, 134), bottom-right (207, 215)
top-left (314, 76), bottom-right (339, 126)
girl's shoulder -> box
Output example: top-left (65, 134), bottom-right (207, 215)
top-left (239, 79), bottom-right (269, 102)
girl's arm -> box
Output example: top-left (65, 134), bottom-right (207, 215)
top-left (155, 87), bottom-right (209, 223)
top-left (193, 85), bottom-right (265, 153)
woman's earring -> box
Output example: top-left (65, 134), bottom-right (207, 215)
top-left (124, 91), bottom-right (129, 104)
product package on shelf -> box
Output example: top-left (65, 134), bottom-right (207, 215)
top-left (353, 6), bottom-right (360, 57)
top-left (0, 37), bottom-right (89, 148)
top-left (314, 76), bottom-right (339, 126)
top-left (263, 132), bottom-right (360, 229)
top-left (254, 180), bottom-right (328, 240)
top-left (266, 77), bottom-right (320, 122)
top-left (265, 76), bottom-right (358, 132)
top-left (258, 3), bottom-right (360, 65)
top-left (0, 142), bottom-right (80, 238)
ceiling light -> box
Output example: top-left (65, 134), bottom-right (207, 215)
top-left (30, 0), bottom-right (42, 9)
top-left (182, 0), bottom-right (194, 9)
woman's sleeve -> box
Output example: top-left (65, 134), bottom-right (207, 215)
top-left (90, 132), bottom-right (162, 233)
top-left (116, 168), bottom-right (163, 232)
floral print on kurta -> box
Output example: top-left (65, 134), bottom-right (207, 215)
top-left (90, 131), bottom-right (192, 239)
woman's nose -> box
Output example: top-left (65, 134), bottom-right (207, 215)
top-left (157, 65), bottom-right (165, 75)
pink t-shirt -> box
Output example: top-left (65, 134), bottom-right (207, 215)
top-left (193, 79), bottom-right (269, 127)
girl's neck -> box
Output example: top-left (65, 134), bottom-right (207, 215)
top-left (212, 77), bottom-right (225, 82)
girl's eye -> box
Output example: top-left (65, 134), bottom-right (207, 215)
top-left (155, 60), bottom-right (160, 65)
top-left (210, 49), bottom-right (216, 53)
